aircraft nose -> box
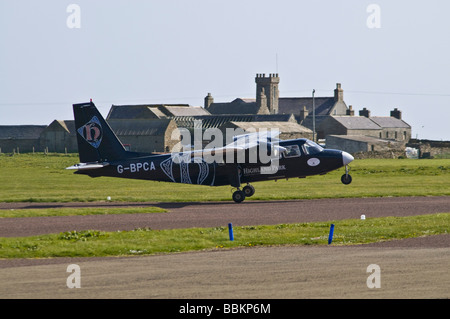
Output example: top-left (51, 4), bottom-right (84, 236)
top-left (342, 151), bottom-right (354, 166)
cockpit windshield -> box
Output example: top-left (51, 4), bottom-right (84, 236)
top-left (302, 140), bottom-right (324, 155)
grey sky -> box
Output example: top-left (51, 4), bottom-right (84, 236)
top-left (1, 0), bottom-right (449, 140)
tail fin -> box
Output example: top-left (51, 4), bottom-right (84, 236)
top-left (73, 101), bottom-right (127, 163)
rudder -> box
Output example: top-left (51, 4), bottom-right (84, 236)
top-left (73, 101), bottom-right (127, 163)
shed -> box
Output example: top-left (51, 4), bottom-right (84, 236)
top-left (39, 120), bottom-right (77, 153)
top-left (0, 125), bottom-right (46, 153)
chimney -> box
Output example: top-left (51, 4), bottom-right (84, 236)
top-left (334, 83), bottom-right (344, 102)
top-left (359, 107), bottom-right (371, 118)
top-left (299, 105), bottom-right (309, 122)
top-left (390, 108), bottom-right (402, 119)
top-left (204, 93), bottom-right (214, 108)
top-left (346, 105), bottom-right (355, 116)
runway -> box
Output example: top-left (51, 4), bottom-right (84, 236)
top-left (0, 196), bottom-right (449, 299)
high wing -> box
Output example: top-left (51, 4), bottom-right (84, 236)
top-left (192, 130), bottom-right (287, 163)
top-left (231, 130), bottom-right (287, 157)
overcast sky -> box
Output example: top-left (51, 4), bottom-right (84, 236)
top-left (1, 0), bottom-right (449, 140)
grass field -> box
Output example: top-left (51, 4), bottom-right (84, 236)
top-left (0, 153), bottom-right (449, 203)
top-left (0, 213), bottom-right (448, 258)
top-left (0, 207), bottom-right (167, 218)
top-left (0, 153), bottom-right (448, 258)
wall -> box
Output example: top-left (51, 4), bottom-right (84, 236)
top-left (407, 139), bottom-right (450, 158)
top-left (0, 139), bottom-right (41, 153)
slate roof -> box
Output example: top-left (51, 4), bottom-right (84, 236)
top-left (108, 119), bottom-right (174, 136)
top-left (172, 114), bottom-right (296, 129)
top-left (370, 117), bottom-right (411, 128)
top-left (331, 116), bottom-right (381, 130)
top-left (278, 97), bottom-right (336, 116)
top-left (107, 105), bottom-right (158, 119)
top-left (44, 120), bottom-right (76, 135)
top-left (206, 98), bottom-right (266, 115)
top-left (301, 115), bottom-right (330, 131)
top-left (162, 106), bottom-right (210, 117)
top-left (107, 104), bottom-right (210, 120)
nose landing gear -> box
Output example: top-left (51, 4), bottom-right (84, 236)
top-left (232, 184), bottom-right (255, 203)
top-left (341, 165), bottom-right (352, 185)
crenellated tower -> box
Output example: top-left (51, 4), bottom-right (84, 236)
top-left (255, 73), bottom-right (279, 114)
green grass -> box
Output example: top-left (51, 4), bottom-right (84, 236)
top-left (0, 207), bottom-right (167, 218)
top-left (1, 154), bottom-right (448, 260)
top-left (0, 213), bottom-right (448, 258)
top-left (0, 153), bottom-right (449, 203)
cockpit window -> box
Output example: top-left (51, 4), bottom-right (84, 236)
top-left (302, 141), bottom-right (324, 155)
top-left (284, 144), bottom-right (301, 158)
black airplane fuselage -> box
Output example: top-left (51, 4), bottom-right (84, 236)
top-left (68, 102), bottom-right (354, 203)
top-left (75, 139), bottom-right (345, 186)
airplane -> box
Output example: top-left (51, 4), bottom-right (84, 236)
top-left (67, 101), bottom-right (354, 203)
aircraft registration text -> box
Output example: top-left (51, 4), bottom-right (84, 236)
top-left (117, 162), bottom-right (156, 174)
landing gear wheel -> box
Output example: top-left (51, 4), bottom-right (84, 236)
top-left (243, 184), bottom-right (255, 197)
top-left (232, 190), bottom-right (246, 203)
top-left (341, 174), bottom-right (352, 185)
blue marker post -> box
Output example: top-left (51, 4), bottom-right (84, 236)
top-left (328, 224), bottom-right (335, 245)
top-left (228, 223), bottom-right (234, 241)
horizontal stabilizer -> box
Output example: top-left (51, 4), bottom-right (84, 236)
top-left (66, 162), bottom-right (109, 170)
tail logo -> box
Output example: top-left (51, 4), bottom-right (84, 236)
top-left (77, 116), bottom-right (103, 148)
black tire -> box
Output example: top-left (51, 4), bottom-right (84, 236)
top-left (243, 185), bottom-right (255, 197)
top-left (341, 174), bottom-right (352, 185)
top-left (232, 190), bottom-right (245, 203)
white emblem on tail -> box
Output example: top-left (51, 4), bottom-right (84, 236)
top-left (77, 116), bottom-right (103, 148)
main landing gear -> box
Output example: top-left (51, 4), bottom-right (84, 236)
top-left (232, 184), bottom-right (255, 203)
top-left (341, 165), bottom-right (352, 185)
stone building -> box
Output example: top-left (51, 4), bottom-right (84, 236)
top-left (40, 120), bottom-right (77, 153)
top-left (278, 83), bottom-right (349, 124)
top-left (369, 108), bottom-right (411, 141)
top-left (203, 74), bottom-right (413, 156)
top-left (326, 135), bottom-right (405, 154)
top-left (204, 76), bottom-right (351, 139)
top-left (0, 74), bottom-right (415, 156)
top-left (0, 125), bottom-right (46, 153)
top-left (205, 73), bottom-right (280, 115)
top-left (317, 111), bottom-right (411, 141)
top-left (108, 119), bottom-right (180, 153)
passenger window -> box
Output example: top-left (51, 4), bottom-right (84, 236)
top-left (284, 145), bottom-right (301, 158)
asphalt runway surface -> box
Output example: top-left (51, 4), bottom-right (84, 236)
top-left (0, 196), bottom-right (449, 299)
